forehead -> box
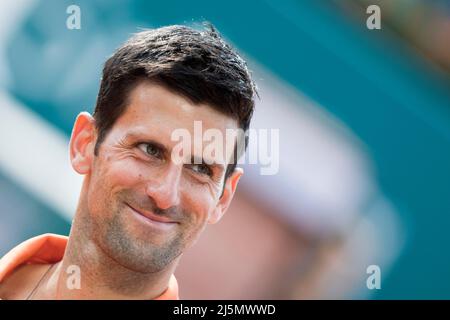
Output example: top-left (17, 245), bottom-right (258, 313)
top-left (114, 81), bottom-right (238, 136)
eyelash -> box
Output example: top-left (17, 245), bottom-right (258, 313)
top-left (136, 143), bottom-right (214, 178)
top-left (187, 163), bottom-right (213, 177)
top-left (137, 143), bottom-right (163, 160)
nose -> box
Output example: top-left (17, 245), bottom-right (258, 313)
top-left (145, 163), bottom-right (181, 210)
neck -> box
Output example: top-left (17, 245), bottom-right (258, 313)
top-left (34, 203), bottom-right (178, 300)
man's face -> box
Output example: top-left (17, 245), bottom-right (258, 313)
top-left (79, 82), bottom-right (239, 273)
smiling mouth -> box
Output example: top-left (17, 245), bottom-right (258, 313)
top-left (125, 203), bottom-right (178, 228)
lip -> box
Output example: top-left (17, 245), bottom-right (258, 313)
top-left (125, 203), bottom-right (178, 229)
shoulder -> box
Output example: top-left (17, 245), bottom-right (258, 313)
top-left (0, 263), bottom-right (50, 300)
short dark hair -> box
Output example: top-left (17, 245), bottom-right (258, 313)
top-left (93, 23), bottom-right (257, 179)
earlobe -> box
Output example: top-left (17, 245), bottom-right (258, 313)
top-left (207, 168), bottom-right (244, 224)
top-left (69, 112), bottom-right (96, 175)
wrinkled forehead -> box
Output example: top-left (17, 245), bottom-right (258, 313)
top-left (111, 81), bottom-right (240, 163)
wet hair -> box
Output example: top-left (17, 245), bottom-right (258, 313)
top-left (93, 23), bottom-right (257, 179)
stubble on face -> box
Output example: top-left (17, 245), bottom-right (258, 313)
top-left (90, 181), bottom-right (206, 274)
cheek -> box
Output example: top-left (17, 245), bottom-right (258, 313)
top-left (88, 158), bottom-right (146, 213)
top-left (181, 181), bottom-right (217, 225)
top-left (179, 183), bottom-right (219, 248)
top-left (105, 158), bottom-right (148, 189)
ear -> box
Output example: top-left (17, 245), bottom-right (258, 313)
top-left (208, 167), bottom-right (243, 224)
top-left (69, 112), bottom-right (96, 175)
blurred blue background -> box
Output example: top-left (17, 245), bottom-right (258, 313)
top-left (1, 0), bottom-right (450, 299)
